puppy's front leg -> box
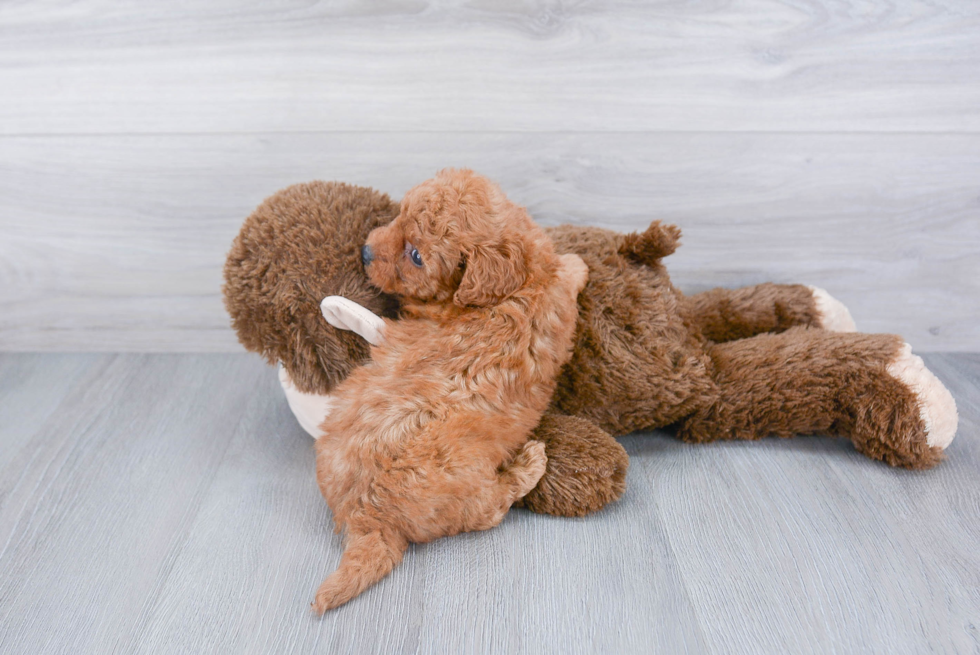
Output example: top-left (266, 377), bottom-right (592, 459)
top-left (557, 253), bottom-right (589, 297)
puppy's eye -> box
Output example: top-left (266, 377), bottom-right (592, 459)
top-left (409, 247), bottom-right (423, 267)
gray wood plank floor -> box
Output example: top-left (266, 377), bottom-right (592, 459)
top-left (1, 353), bottom-right (977, 655)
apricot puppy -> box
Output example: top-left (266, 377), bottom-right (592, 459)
top-left (312, 169), bottom-right (587, 612)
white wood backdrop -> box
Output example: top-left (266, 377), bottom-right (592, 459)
top-left (1, 1), bottom-right (978, 351)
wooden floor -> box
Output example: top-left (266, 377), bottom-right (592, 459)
top-left (0, 352), bottom-right (977, 654)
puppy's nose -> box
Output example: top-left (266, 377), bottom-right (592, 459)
top-left (361, 244), bottom-right (374, 267)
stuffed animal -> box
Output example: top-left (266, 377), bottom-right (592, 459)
top-left (223, 180), bottom-right (959, 518)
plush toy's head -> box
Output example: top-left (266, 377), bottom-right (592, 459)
top-left (223, 181), bottom-right (400, 395)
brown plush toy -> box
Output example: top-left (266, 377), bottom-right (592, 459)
top-left (223, 180), bottom-right (959, 518)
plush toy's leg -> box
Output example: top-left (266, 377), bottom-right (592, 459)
top-left (676, 327), bottom-right (957, 469)
top-left (682, 283), bottom-right (855, 343)
top-left (518, 413), bottom-right (629, 517)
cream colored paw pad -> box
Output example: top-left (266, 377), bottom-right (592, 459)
top-left (886, 343), bottom-right (958, 449)
top-left (808, 286), bottom-right (857, 332)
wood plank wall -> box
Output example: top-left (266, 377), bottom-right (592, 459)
top-left (1, 1), bottom-right (978, 351)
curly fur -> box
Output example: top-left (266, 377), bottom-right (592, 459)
top-left (311, 170), bottom-right (588, 612)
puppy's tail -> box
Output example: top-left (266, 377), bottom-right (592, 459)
top-left (312, 527), bottom-right (408, 614)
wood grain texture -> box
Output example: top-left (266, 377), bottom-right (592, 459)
top-left (0, 1), bottom-right (979, 134)
top-left (0, 353), bottom-right (977, 654)
top-left (1, 133), bottom-right (977, 351)
top-left (0, 354), bottom-right (264, 655)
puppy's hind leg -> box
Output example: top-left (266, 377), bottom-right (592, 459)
top-left (470, 441), bottom-right (548, 532)
top-left (501, 440), bottom-right (548, 498)
top-left (312, 525), bottom-right (408, 614)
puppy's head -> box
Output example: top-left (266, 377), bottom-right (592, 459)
top-left (364, 169), bottom-right (541, 307)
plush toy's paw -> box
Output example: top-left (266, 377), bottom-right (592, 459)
top-left (807, 286), bottom-right (856, 332)
top-left (886, 343), bottom-right (958, 450)
top-left (520, 414), bottom-right (628, 518)
top-left (320, 296), bottom-right (386, 346)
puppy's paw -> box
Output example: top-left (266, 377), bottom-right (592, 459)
top-left (807, 286), bottom-right (856, 332)
top-left (511, 440), bottom-right (549, 497)
top-left (558, 253), bottom-right (589, 295)
top-left (886, 343), bottom-right (958, 450)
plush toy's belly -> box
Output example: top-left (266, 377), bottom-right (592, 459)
top-left (546, 225), bottom-right (716, 436)
top-left (278, 364), bottom-right (336, 439)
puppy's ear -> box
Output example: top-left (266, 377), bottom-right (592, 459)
top-left (454, 235), bottom-right (527, 307)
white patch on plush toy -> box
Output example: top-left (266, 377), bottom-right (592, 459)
top-left (320, 296), bottom-right (386, 346)
top-left (807, 286), bottom-right (857, 332)
top-left (278, 364), bottom-right (336, 440)
top-left (886, 343), bottom-right (958, 449)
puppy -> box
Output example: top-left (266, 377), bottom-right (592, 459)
top-left (312, 169), bottom-right (587, 612)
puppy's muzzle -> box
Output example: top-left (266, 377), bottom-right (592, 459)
top-left (361, 244), bottom-right (375, 267)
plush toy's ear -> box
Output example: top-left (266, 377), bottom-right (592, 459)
top-left (453, 235), bottom-right (527, 307)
